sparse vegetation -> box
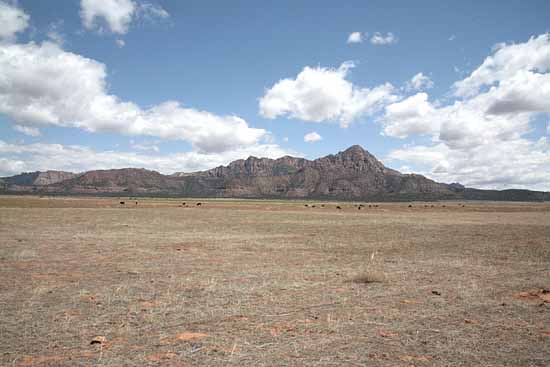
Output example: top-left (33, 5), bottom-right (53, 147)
top-left (1, 196), bottom-right (549, 366)
top-left (351, 251), bottom-right (387, 284)
top-left (351, 270), bottom-right (386, 284)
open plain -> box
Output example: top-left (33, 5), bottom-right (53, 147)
top-left (1, 196), bottom-right (549, 366)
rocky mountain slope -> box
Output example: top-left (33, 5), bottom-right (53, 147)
top-left (1, 145), bottom-right (548, 201)
top-left (172, 145), bottom-right (459, 199)
top-left (1, 170), bottom-right (77, 186)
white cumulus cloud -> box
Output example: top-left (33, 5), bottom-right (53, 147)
top-left (381, 92), bottom-right (437, 138)
top-left (347, 32), bottom-right (363, 44)
top-left (453, 34), bottom-right (550, 99)
top-left (80, 0), bottom-right (136, 34)
top-left (383, 34), bottom-right (550, 190)
top-left (0, 41), bottom-right (268, 153)
top-left (387, 138), bottom-right (550, 191)
top-left (0, 0), bottom-right (29, 41)
top-left (80, 0), bottom-right (169, 34)
top-left (304, 131), bottom-right (322, 143)
top-left (405, 72), bottom-right (434, 91)
top-left (259, 62), bottom-right (398, 127)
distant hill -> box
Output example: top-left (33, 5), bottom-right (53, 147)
top-left (1, 171), bottom-right (77, 187)
top-left (1, 145), bottom-right (548, 201)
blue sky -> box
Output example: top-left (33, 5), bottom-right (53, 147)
top-left (1, 0), bottom-right (549, 190)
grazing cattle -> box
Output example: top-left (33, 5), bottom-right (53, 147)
top-left (321, 204), bottom-right (325, 207)
top-left (304, 204), bottom-right (309, 207)
top-left (442, 205), bottom-right (446, 208)
top-left (312, 205), bottom-right (316, 208)
top-left (368, 205), bottom-right (372, 208)
top-left (196, 202), bottom-right (202, 206)
top-left (358, 206), bottom-right (361, 210)
top-left (135, 201), bottom-right (138, 205)
top-left (120, 201), bottom-right (125, 205)
top-left (408, 204), bottom-right (412, 208)
top-left (336, 206), bottom-right (342, 210)
top-left (182, 202), bottom-right (186, 206)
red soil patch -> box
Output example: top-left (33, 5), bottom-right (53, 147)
top-left (176, 332), bottom-right (209, 341)
top-left (515, 289), bottom-right (550, 303)
top-left (378, 329), bottom-right (399, 338)
top-left (160, 332), bottom-right (209, 345)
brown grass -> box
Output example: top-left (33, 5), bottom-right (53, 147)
top-left (0, 196), bottom-right (549, 366)
top-left (351, 270), bottom-right (387, 284)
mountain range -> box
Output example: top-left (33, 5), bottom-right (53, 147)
top-left (1, 145), bottom-right (547, 201)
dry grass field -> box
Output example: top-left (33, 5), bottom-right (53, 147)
top-left (1, 196), bottom-right (549, 366)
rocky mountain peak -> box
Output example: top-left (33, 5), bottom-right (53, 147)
top-left (342, 144), bottom-right (367, 156)
top-left (338, 145), bottom-right (379, 163)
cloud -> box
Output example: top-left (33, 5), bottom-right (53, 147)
top-left (0, 41), bottom-right (268, 153)
top-left (483, 70), bottom-right (550, 115)
top-left (46, 20), bottom-right (65, 46)
top-left (80, 0), bottom-right (169, 34)
top-left (13, 125), bottom-right (41, 137)
top-left (0, 0), bottom-right (29, 41)
top-left (259, 61), bottom-right (398, 127)
top-left (383, 34), bottom-right (550, 190)
top-left (387, 138), bottom-right (550, 191)
top-left (347, 32), bottom-right (362, 44)
top-left (80, 0), bottom-right (136, 34)
top-left (453, 34), bottom-right (550, 99)
top-left (0, 1), bottom-right (288, 177)
top-left (304, 131), bottom-right (322, 143)
top-left (405, 72), bottom-right (434, 91)
top-left (370, 32), bottom-right (397, 45)
top-left (381, 93), bottom-right (437, 138)
top-left (0, 140), bottom-right (293, 176)
top-left (383, 34), bottom-right (550, 145)
top-left (130, 140), bottom-right (159, 152)
top-left (137, 2), bottom-right (169, 20)
top-left (115, 38), bottom-right (125, 47)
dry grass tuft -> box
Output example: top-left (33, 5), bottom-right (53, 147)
top-left (351, 251), bottom-right (387, 284)
top-left (351, 269), bottom-right (386, 284)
